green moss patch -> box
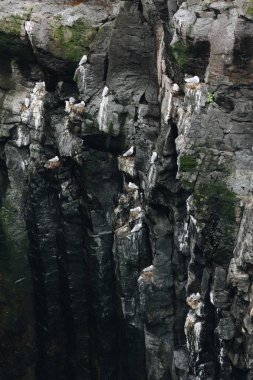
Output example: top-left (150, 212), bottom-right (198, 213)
top-left (247, 6), bottom-right (253, 15)
top-left (0, 15), bottom-right (24, 36)
top-left (0, 14), bottom-right (24, 55)
top-left (181, 178), bottom-right (195, 191)
top-left (169, 41), bottom-right (188, 69)
top-left (0, 13), bottom-right (34, 61)
top-left (194, 182), bottom-right (237, 220)
top-left (180, 154), bottom-right (198, 172)
top-left (246, 0), bottom-right (253, 16)
top-left (53, 18), bottom-right (97, 62)
top-left (194, 181), bottom-right (238, 265)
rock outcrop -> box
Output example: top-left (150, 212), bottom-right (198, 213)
top-left (0, 0), bottom-right (253, 379)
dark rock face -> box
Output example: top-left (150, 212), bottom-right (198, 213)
top-left (0, 0), bottom-right (253, 379)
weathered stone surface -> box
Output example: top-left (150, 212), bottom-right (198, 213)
top-left (216, 316), bottom-right (237, 340)
top-left (0, 0), bottom-right (253, 379)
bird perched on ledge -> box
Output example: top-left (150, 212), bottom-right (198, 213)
top-left (131, 222), bottom-right (143, 233)
top-left (130, 206), bottom-right (142, 213)
top-left (65, 100), bottom-right (71, 113)
top-left (128, 182), bottom-right (139, 191)
top-left (65, 97), bottom-right (76, 113)
top-left (24, 97), bottom-right (30, 108)
top-left (49, 156), bottom-right (59, 162)
top-left (78, 55), bottom-right (88, 66)
top-left (102, 86), bottom-right (109, 97)
top-left (172, 83), bottom-right (180, 92)
top-left (69, 97), bottom-right (76, 104)
top-left (44, 156), bottom-right (62, 169)
top-left (150, 151), bottom-right (158, 164)
top-left (123, 146), bottom-right (135, 157)
top-left (184, 75), bottom-right (200, 84)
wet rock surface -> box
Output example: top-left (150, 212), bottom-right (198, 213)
top-left (0, 0), bottom-right (253, 379)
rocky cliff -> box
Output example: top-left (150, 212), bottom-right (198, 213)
top-left (0, 0), bottom-right (253, 379)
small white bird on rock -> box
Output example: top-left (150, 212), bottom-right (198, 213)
top-left (24, 97), bottom-right (30, 108)
top-left (102, 86), bottom-right (109, 97)
top-left (25, 21), bottom-right (34, 35)
top-left (150, 152), bottom-right (158, 164)
top-left (128, 182), bottom-right (139, 190)
top-left (44, 156), bottom-right (61, 170)
top-left (131, 222), bottom-right (143, 233)
top-left (143, 265), bottom-right (154, 272)
top-left (172, 83), bottom-right (180, 92)
top-left (49, 156), bottom-right (59, 162)
top-left (75, 100), bottom-right (85, 106)
top-left (65, 100), bottom-right (71, 113)
top-left (184, 75), bottom-right (200, 84)
top-left (69, 97), bottom-right (76, 104)
top-left (130, 206), bottom-right (142, 213)
top-left (78, 55), bottom-right (88, 66)
top-left (123, 146), bottom-right (135, 157)
top-left (33, 81), bottom-right (45, 94)
top-left (192, 292), bottom-right (201, 300)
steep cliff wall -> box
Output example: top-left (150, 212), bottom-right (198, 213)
top-left (0, 0), bottom-right (253, 379)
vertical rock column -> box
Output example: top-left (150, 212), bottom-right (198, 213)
top-left (22, 82), bottom-right (91, 380)
top-left (0, 60), bottom-right (37, 380)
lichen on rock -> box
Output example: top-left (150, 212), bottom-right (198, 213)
top-left (52, 18), bottom-right (97, 62)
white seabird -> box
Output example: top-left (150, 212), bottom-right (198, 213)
top-left (123, 146), bottom-right (134, 157)
top-left (150, 152), bottom-right (158, 164)
top-left (65, 100), bottom-right (71, 113)
top-left (25, 21), bottom-right (34, 35)
top-left (130, 206), bottom-right (142, 213)
top-left (48, 156), bottom-right (59, 162)
top-left (78, 55), bottom-right (88, 66)
top-left (172, 83), bottom-right (180, 92)
top-left (184, 75), bottom-right (200, 84)
top-left (102, 86), bottom-right (109, 97)
top-left (128, 182), bottom-right (139, 190)
top-left (69, 97), bottom-right (76, 104)
top-left (191, 292), bottom-right (201, 300)
top-left (131, 222), bottom-right (143, 233)
top-left (24, 97), bottom-right (30, 108)
top-left (74, 100), bottom-right (85, 108)
top-left (143, 265), bottom-right (154, 272)
top-left (33, 81), bottom-right (45, 94)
